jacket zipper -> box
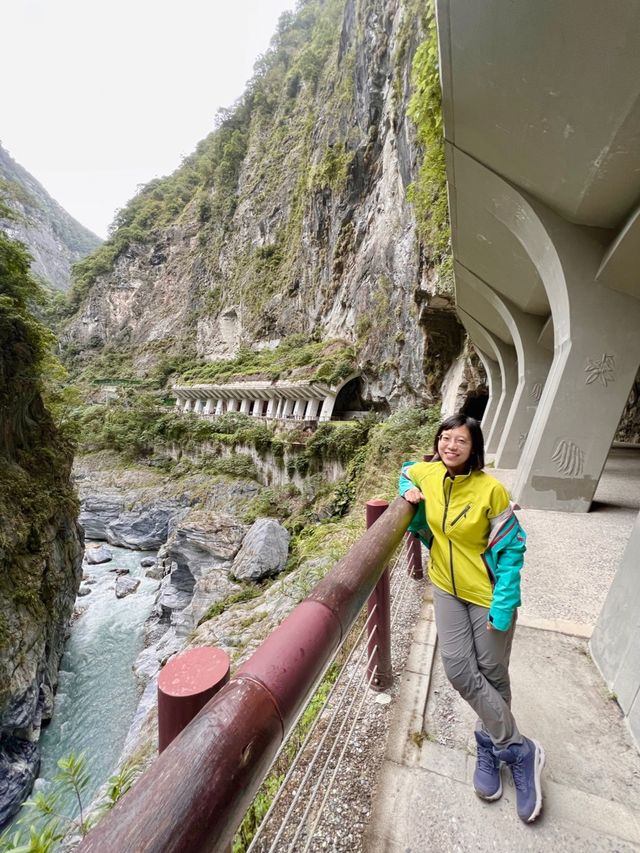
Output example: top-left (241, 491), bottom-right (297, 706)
top-left (442, 477), bottom-right (457, 596)
top-left (449, 503), bottom-right (471, 527)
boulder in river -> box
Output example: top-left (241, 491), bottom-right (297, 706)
top-left (145, 563), bottom-right (165, 580)
top-left (85, 545), bottom-right (113, 565)
top-left (77, 586), bottom-right (92, 597)
top-left (231, 518), bottom-right (290, 582)
top-left (140, 558), bottom-right (156, 568)
top-left (106, 505), bottom-right (187, 550)
top-left (78, 493), bottom-right (123, 540)
top-left (115, 577), bottom-right (141, 599)
top-left (154, 513), bottom-right (248, 634)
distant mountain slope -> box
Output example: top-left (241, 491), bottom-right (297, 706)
top-left (0, 143), bottom-right (102, 291)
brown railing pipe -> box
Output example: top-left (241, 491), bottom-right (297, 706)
top-left (78, 496), bottom-right (415, 853)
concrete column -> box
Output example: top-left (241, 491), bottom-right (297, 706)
top-left (204, 399), bottom-right (215, 415)
top-left (282, 398), bottom-right (295, 418)
top-left (591, 511), bottom-right (640, 747)
top-left (459, 311), bottom-right (518, 454)
top-left (215, 399), bottom-right (224, 416)
top-left (183, 399), bottom-right (193, 413)
top-left (227, 398), bottom-right (240, 413)
top-left (306, 399), bottom-right (322, 419)
top-left (319, 394), bottom-right (336, 422)
top-left (240, 398), bottom-right (251, 415)
top-left (474, 348), bottom-right (502, 441)
top-left (266, 397), bottom-right (278, 419)
top-left (494, 308), bottom-right (552, 468)
top-left (175, 397), bottom-right (183, 410)
top-left (456, 263), bottom-right (553, 468)
top-left (194, 399), bottom-right (205, 415)
top-left (293, 398), bottom-right (307, 418)
top-left (510, 199), bottom-right (640, 511)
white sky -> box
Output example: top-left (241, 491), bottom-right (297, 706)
top-left (2, 0), bottom-right (297, 239)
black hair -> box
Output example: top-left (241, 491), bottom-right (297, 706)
top-left (432, 413), bottom-right (485, 472)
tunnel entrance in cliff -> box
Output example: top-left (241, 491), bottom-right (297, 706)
top-left (332, 377), bottom-right (375, 420)
top-left (461, 391), bottom-right (489, 421)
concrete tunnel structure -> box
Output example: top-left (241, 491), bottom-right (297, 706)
top-left (436, 0), bottom-right (640, 744)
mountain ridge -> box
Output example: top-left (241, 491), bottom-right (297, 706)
top-left (0, 142), bottom-right (102, 292)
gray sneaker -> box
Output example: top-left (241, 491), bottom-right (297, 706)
top-left (473, 730), bottom-right (502, 801)
top-left (496, 736), bottom-right (545, 822)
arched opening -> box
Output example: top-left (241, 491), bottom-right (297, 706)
top-left (332, 377), bottom-right (373, 420)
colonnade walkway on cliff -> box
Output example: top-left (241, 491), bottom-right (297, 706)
top-left (365, 446), bottom-right (640, 852)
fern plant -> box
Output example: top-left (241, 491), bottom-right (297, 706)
top-left (0, 754), bottom-right (142, 853)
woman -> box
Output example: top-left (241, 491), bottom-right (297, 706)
top-left (400, 413), bottom-right (544, 823)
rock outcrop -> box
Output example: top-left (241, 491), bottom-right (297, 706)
top-left (79, 493), bottom-right (191, 550)
top-left (155, 513), bottom-right (248, 636)
top-left (1, 225), bottom-right (84, 827)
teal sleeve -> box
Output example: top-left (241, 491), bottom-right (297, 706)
top-left (398, 461), bottom-right (433, 549)
top-left (488, 527), bottom-right (526, 631)
top-left (399, 461), bottom-right (417, 496)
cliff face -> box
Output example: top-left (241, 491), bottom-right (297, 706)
top-left (0, 143), bottom-right (102, 292)
top-left (0, 229), bottom-right (84, 826)
top-left (64, 0), bottom-right (463, 406)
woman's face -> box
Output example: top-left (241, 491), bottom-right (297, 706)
top-left (437, 425), bottom-right (473, 476)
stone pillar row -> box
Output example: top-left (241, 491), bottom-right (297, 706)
top-left (174, 394), bottom-right (334, 421)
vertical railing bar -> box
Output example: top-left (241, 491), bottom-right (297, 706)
top-left (284, 647), bottom-right (380, 853)
top-left (261, 633), bottom-right (381, 853)
top-left (300, 661), bottom-right (381, 853)
top-left (246, 607), bottom-right (379, 853)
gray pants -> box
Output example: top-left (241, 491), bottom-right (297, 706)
top-left (432, 585), bottom-right (522, 748)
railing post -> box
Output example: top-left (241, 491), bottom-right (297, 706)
top-left (407, 533), bottom-right (423, 579)
top-left (366, 499), bottom-right (392, 691)
top-left (158, 647), bottom-right (230, 753)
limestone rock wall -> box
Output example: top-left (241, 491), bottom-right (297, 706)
top-left (63, 0), bottom-right (464, 406)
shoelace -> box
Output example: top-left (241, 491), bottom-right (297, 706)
top-left (477, 744), bottom-right (498, 774)
top-left (510, 755), bottom-right (527, 789)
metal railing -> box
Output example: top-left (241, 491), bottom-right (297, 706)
top-left (248, 530), bottom-right (421, 851)
top-left (77, 496), bottom-right (416, 853)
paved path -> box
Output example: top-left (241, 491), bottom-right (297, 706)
top-left (365, 448), bottom-right (640, 852)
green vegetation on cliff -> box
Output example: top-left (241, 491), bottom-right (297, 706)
top-left (0, 207), bottom-right (79, 652)
top-left (178, 334), bottom-right (355, 386)
top-left (407, 0), bottom-right (453, 291)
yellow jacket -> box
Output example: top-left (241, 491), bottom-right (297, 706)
top-left (401, 460), bottom-right (518, 611)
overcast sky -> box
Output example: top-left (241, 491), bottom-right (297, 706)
top-left (3, 0), bottom-right (297, 238)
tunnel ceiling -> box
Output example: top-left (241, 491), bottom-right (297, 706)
top-left (440, 0), bottom-right (640, 229)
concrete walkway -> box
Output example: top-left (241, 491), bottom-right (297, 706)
top-left (365, 448), bottom-right (640, 852)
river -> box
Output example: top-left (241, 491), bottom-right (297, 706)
top-left (8, 542), bottom-right (159, 835)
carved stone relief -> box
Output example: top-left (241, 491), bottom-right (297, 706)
top-left (585, 354), bottom-right (615, 387)
top-left (551, 439), bottom-right (585, 477)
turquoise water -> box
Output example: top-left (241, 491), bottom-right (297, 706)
top-left (9, 542), bottom-right (159, 832)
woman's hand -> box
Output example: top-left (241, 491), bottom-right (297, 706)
top-left (403, 488), bottom-right (425, 504)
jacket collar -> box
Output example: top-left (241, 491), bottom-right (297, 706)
top-left (436, 460), bottom-right (475, 483)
